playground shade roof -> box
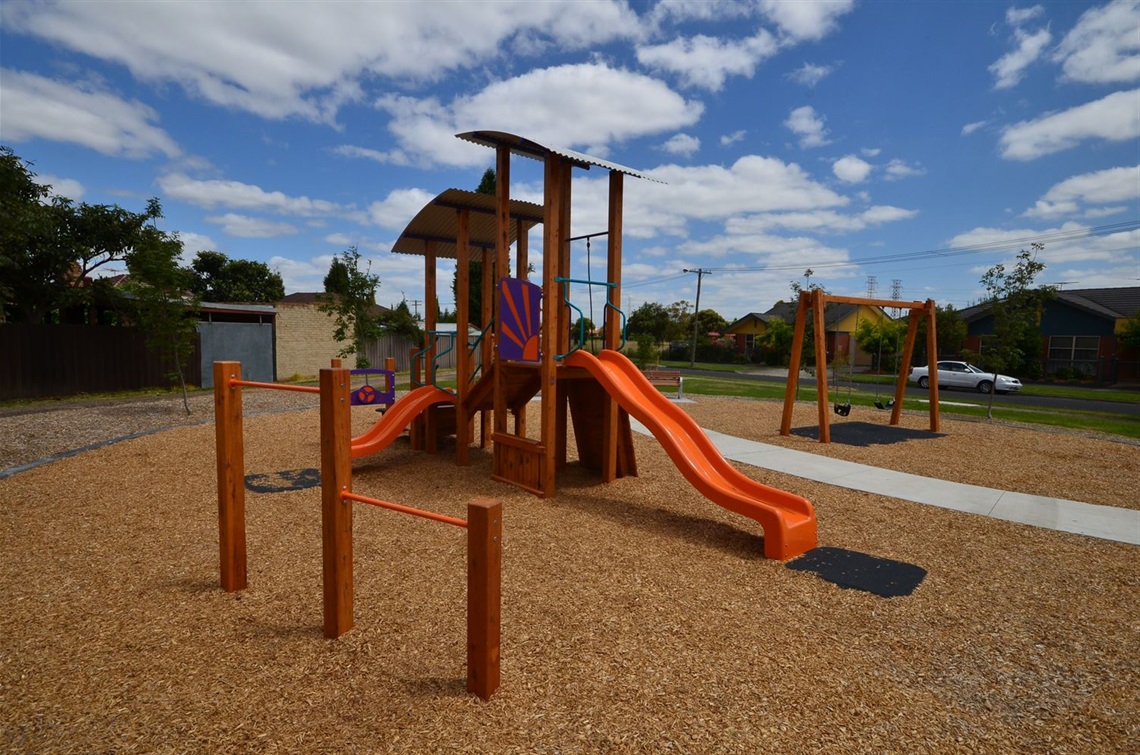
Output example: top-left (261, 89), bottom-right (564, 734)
top-left (456, 130), bottom-right (661, 183)
top-left (390, 188), bottom-right (544, 259)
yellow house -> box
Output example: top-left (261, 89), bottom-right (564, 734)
top-left (727, 300), bottom-right (893, 368)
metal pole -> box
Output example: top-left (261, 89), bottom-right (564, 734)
top-left (683, 268), bottom-right (710, 368)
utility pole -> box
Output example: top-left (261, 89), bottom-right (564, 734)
top-left (683, 268), bottom-right (710, 367)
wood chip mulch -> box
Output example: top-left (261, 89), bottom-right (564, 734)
top-left (1, 393), bottom-right (1137, 753)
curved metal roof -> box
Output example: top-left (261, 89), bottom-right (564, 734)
top-left (390, 188), bottom-right (544, 259)
top-left (456, 130), bottom-right (661, 183)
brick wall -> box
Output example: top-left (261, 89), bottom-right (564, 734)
top-left (275, 302), bottom-right (356, 379)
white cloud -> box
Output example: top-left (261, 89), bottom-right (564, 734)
top-left (720, 130), bottom-right (746, 146)
top-left (784, 105), bottom-right (830, 148)
top-left (0, 69), bottom-right (180, 158)
top-left (961, 120), bottom-right (989, 136)
top-left (158, 172), bottom-right (350, 217)
top-left (787, 62), bottom-right (834, 87)
top-left (1, 1), bottom-right (641, 122)
top-left (989, 26), bottom-right (1052, 89)
top-left (377, 63), bottom-right (704, 167)
top-left (1006, 6), bottom-right (1045, 26)
top-left (884, 159), bottom-right (926, 180)
top-left (726, 205), bottom-right (917, 235)
top-left (1000, 88), bottom-right (1140, 159)
top-left (205, 213), bottom-right (300, 238)
top-left (832, 155), bottom-right (872, 183)
top-left (661, 133), bottom-right (701, 157)
top-left (332, 144), bottom-right (411, 167)
top-left (367, 188), bottom-right (436, 230)
top-left (33, 173), bottom-right (85, 201)
top-left (646, 0), bottom-right (756, 25)
top-left (1053, 0), bottom-right (1140, 84)
top-left (636, 30), bottom-right (779, 91)
top-left (950, 222), bottom-right (1138, 270)
top-left (174, 231), bottom-right (217, 267)
top-left (861, 147), bottom-right (881, 157)
top-left (1023, 165), bottom-right (1140, 218)
top-left (758, 0), bottom-right (856, 42)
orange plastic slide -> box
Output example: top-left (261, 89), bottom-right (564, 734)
top-left (563, 349), bottom-right (817, 560)
top-left (350, 385), bottom-right (455, 459)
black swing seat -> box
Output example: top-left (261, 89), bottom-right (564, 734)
top-left (874, 399), bottom-right (894, 410)
top-left (833, 402), bottom-right (852, 417)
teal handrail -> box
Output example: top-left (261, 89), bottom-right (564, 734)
top-left (411, 331), bottom-right (458, 395)
top-left (554, 276), bottom-right (628, 358)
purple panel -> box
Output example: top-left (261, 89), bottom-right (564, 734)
top-left (498, 277), bottom-right (542, 362)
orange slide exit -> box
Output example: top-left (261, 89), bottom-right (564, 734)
top-left (563, 349), bottom-right (817, 560)
top-left (350, 385), bottom-right (454, 458)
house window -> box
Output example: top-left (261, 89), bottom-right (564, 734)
top-left (1047, 335), bottom-right (1099, 376)
top-left (745, 334), bottom-right (756, 350)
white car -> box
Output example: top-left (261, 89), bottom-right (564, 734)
top-left (909, 361), bottom-right (1022, 394)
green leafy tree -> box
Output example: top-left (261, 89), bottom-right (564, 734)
top-left (189, 250), bottom-right (284, 303)
top-left (125, 225), bottom-right (198, 414)
top-left (977, 244), bottom-right (1055, 416)
top-left (914, 303), bottom-right (968, 364)
top-left (854, 315), bottom-right (906, 372)
top-left (323, 256), bottom-right (351, 297)
top-left (1120, 312), bottom-right (1140, 352)
top-left (692, 308), bottom-right (729, 338)
top-left (1, 147), bottom-right (166, 323)
top-left (788, 272), bottom-right (827, 367)
top-left (755, 316), bottom-right (794, 365)
top-left (319, 246), bottom-right (382, 367)
top-left (626, 301), bottom-right (673, 342)
top-left (451, 168), bottom-right (497, 328)
top-left (378, 299), bottom-right (422, 340)
top-left (634, 332), bottom-right (658, 368)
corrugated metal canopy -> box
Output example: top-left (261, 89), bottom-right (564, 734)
top-left (456, 130), bottom-right (661, 183)
top-left (390, 188), bottom-right (544, 259)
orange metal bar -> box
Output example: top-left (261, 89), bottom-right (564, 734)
top-left (230, 379), bottom-right (320, 394)
top-left (342, 491), bottom-right (469, 529)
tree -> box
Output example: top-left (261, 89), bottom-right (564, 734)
top-left (854, 316), bottom-right (906, 372)
top-left (125, 226), bottom-right (198, 414)
top-left (189, 250), bottom-right (284, 303)
top-left (319, 246), bottom-right (382, 367)
top-left (377, 299), bottom-right (422, 340)
top-left (977, 244), bottom-right (1055, 417)
top-left (451, 168), bottom-right (497, 328)
top-left (626, 301), bottom-right (673, 342)
top-left (756, 316), bottom-right (794, 365)
top-left (1120, 312), bottom-right (1140, 352)
top-left (1, 146), bottom-right (166, 323)
top-left (323, 256), bottom-right (351, 297)
top-left (914, 303), bottom-right (968, 363)
top-left (692, 308), bottom-right (729, 338)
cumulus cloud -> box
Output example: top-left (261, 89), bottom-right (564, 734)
top-left (377, 63), bottom-right (704, 167)
top-left (720, 130), bottom-right (746, 146)
top-left (332, 144), bottom-right (412, 167)
top-left (1000, 88), bottom-right (1140, 159)
top-left (961, 120), bottom-right (989, 136)
top-left (1053, 0), bottom-right (1140, 84)
top-left (950, 222), bottom-right (1138, 269)
top-left (726, 205), bottom-right (918, 234)
top-left (784, 105), bottom-right (830, 148)
top-left (636, 30), bottom-right (779, 91)
top-left (661, 133), bottom-right (701, 157)
top-left (787, 62), bottom-right (834, 87)
top-left (158, 172), bottom-right (351, 217)
top-left (1023, 165), bottom-right (1140, 218)
top-left (758, 0), bottom-right (856, 42)
top-left (204, 213), bottom-right (300, 238)
top-left (33, 173), bottom-right (85, 201)
top-left (0, 1), bottom-right (641, 122)
top-left (0, 69), bottom-right (180, 158)
top-left (988, 5), bottom-right (1052, 90)
top-left (884, 159), bottom-right (926, 180)
top-left (832, 155), bottom-right (873, 183)
top-left (367, 188), bottom-right (436, 230)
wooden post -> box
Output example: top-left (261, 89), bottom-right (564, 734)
top-left (467, 498), bottom-right (502, 700)
top-left (456, 208), bottom-right (472, 465)
top-left (214, 361), bottom-right (247, 592)
top-left (780, 291), bottom-right (810, 436)
top-left (891, 309), bottom-right (922, 426)
top-left (601, 169), bottom-right (624, 482)
top-left (812, 289), bottom-right (831, 443)
top-left (320, 367), bottom-right (353, 639)
top-left (925, 298), bottom-right (941, 432)
top-left (540, 155), bottom-right (565, 497)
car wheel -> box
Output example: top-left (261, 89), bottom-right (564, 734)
top-left (918, 376), bottom-right (929, 389)
top-left (977, 380), bottom-right (993, 394)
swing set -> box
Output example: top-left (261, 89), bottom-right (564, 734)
top-left (780, 288), bottom-right (941, 443)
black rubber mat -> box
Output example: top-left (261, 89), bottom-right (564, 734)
top-left (789, 421), bottom-right (946, 447)
top-left (245, 468), bottom-right (321, 493)
top-left (786, 546), bottom-right (926, 598)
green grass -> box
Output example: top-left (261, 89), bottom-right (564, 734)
top-left (680, 375), bottom-right (1140, 440)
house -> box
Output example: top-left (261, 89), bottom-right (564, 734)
top-left (275, 293), bottom-right (390, 379)
top-left (958, 286), bottom-right (1140, 383)
top-left (726, 299), bottom-right (893, 368)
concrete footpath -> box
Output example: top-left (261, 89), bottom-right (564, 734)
top-left (629, 419), bottom-right (1140, 547)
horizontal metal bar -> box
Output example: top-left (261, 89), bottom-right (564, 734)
top-left (230, 380), bottom-right (320, 394)
top-left (342, 491), bottom-right (468, 528)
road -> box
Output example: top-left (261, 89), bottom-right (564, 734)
top-left (676, 367), bottom-right (1140, 417)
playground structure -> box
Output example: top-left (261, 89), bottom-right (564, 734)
top-left (780, 288), bottom-right (941, 443)
top-left (353, 130), bottom-right (817, 560)
top-left (212, 361), bottom-right (501, 700)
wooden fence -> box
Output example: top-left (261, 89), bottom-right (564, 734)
top-left (0, 324), bottom-right (202, 400)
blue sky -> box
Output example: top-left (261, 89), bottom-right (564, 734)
top-left (2, 0), bottom-right (1138, 321)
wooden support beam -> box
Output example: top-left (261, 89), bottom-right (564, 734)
top-left (496, 145), bottom-right (511, 282)
top-left (540, 156), bottom-right (564, 497)
top-left (815, 294), bottom-right (927, 309)
top-left (812, 288), bottom-right (831, 443)
top-left (779, 292), bottom-right (810, 436)
top-left (213, 361), bottom-right (247, 592)
top-left (892, 309), bottom-right (923, 426)
top-left (456, 208), bottom-right (471, 466)
top-left (320, 367), bottom-right (353, 639)
top-left (516, 221), bottom-right (530, 282)
top-left (466, 498), bottom-right (502, 700)
top-left (925, 298), bottom-right (941, 432)
top-left (601, 170), bottom-right (624, 482)
top-left (425, 240), bottom-right (438, 385)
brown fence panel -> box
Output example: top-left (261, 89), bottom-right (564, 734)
top-left (0, 324), bottom-right (202, 400)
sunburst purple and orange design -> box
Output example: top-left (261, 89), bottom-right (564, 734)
top-left (498, 278), bottom-right (542, 362)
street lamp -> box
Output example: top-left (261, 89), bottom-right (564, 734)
top-left (682, 268), bottom-right (710, 368)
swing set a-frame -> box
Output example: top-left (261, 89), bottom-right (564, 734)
top-left (779, 288), bottom-right (941, 443)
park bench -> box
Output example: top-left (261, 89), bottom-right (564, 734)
top-left (642, 368), bottom-right (684, 399)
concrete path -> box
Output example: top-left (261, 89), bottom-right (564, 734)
top-left (629, 419), bottom-right (1140, 547)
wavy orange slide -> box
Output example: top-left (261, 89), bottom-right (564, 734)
top-left (563, 349), bottom-right (817, 560)
top-left (350, 385), bottom-right (455, 459)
